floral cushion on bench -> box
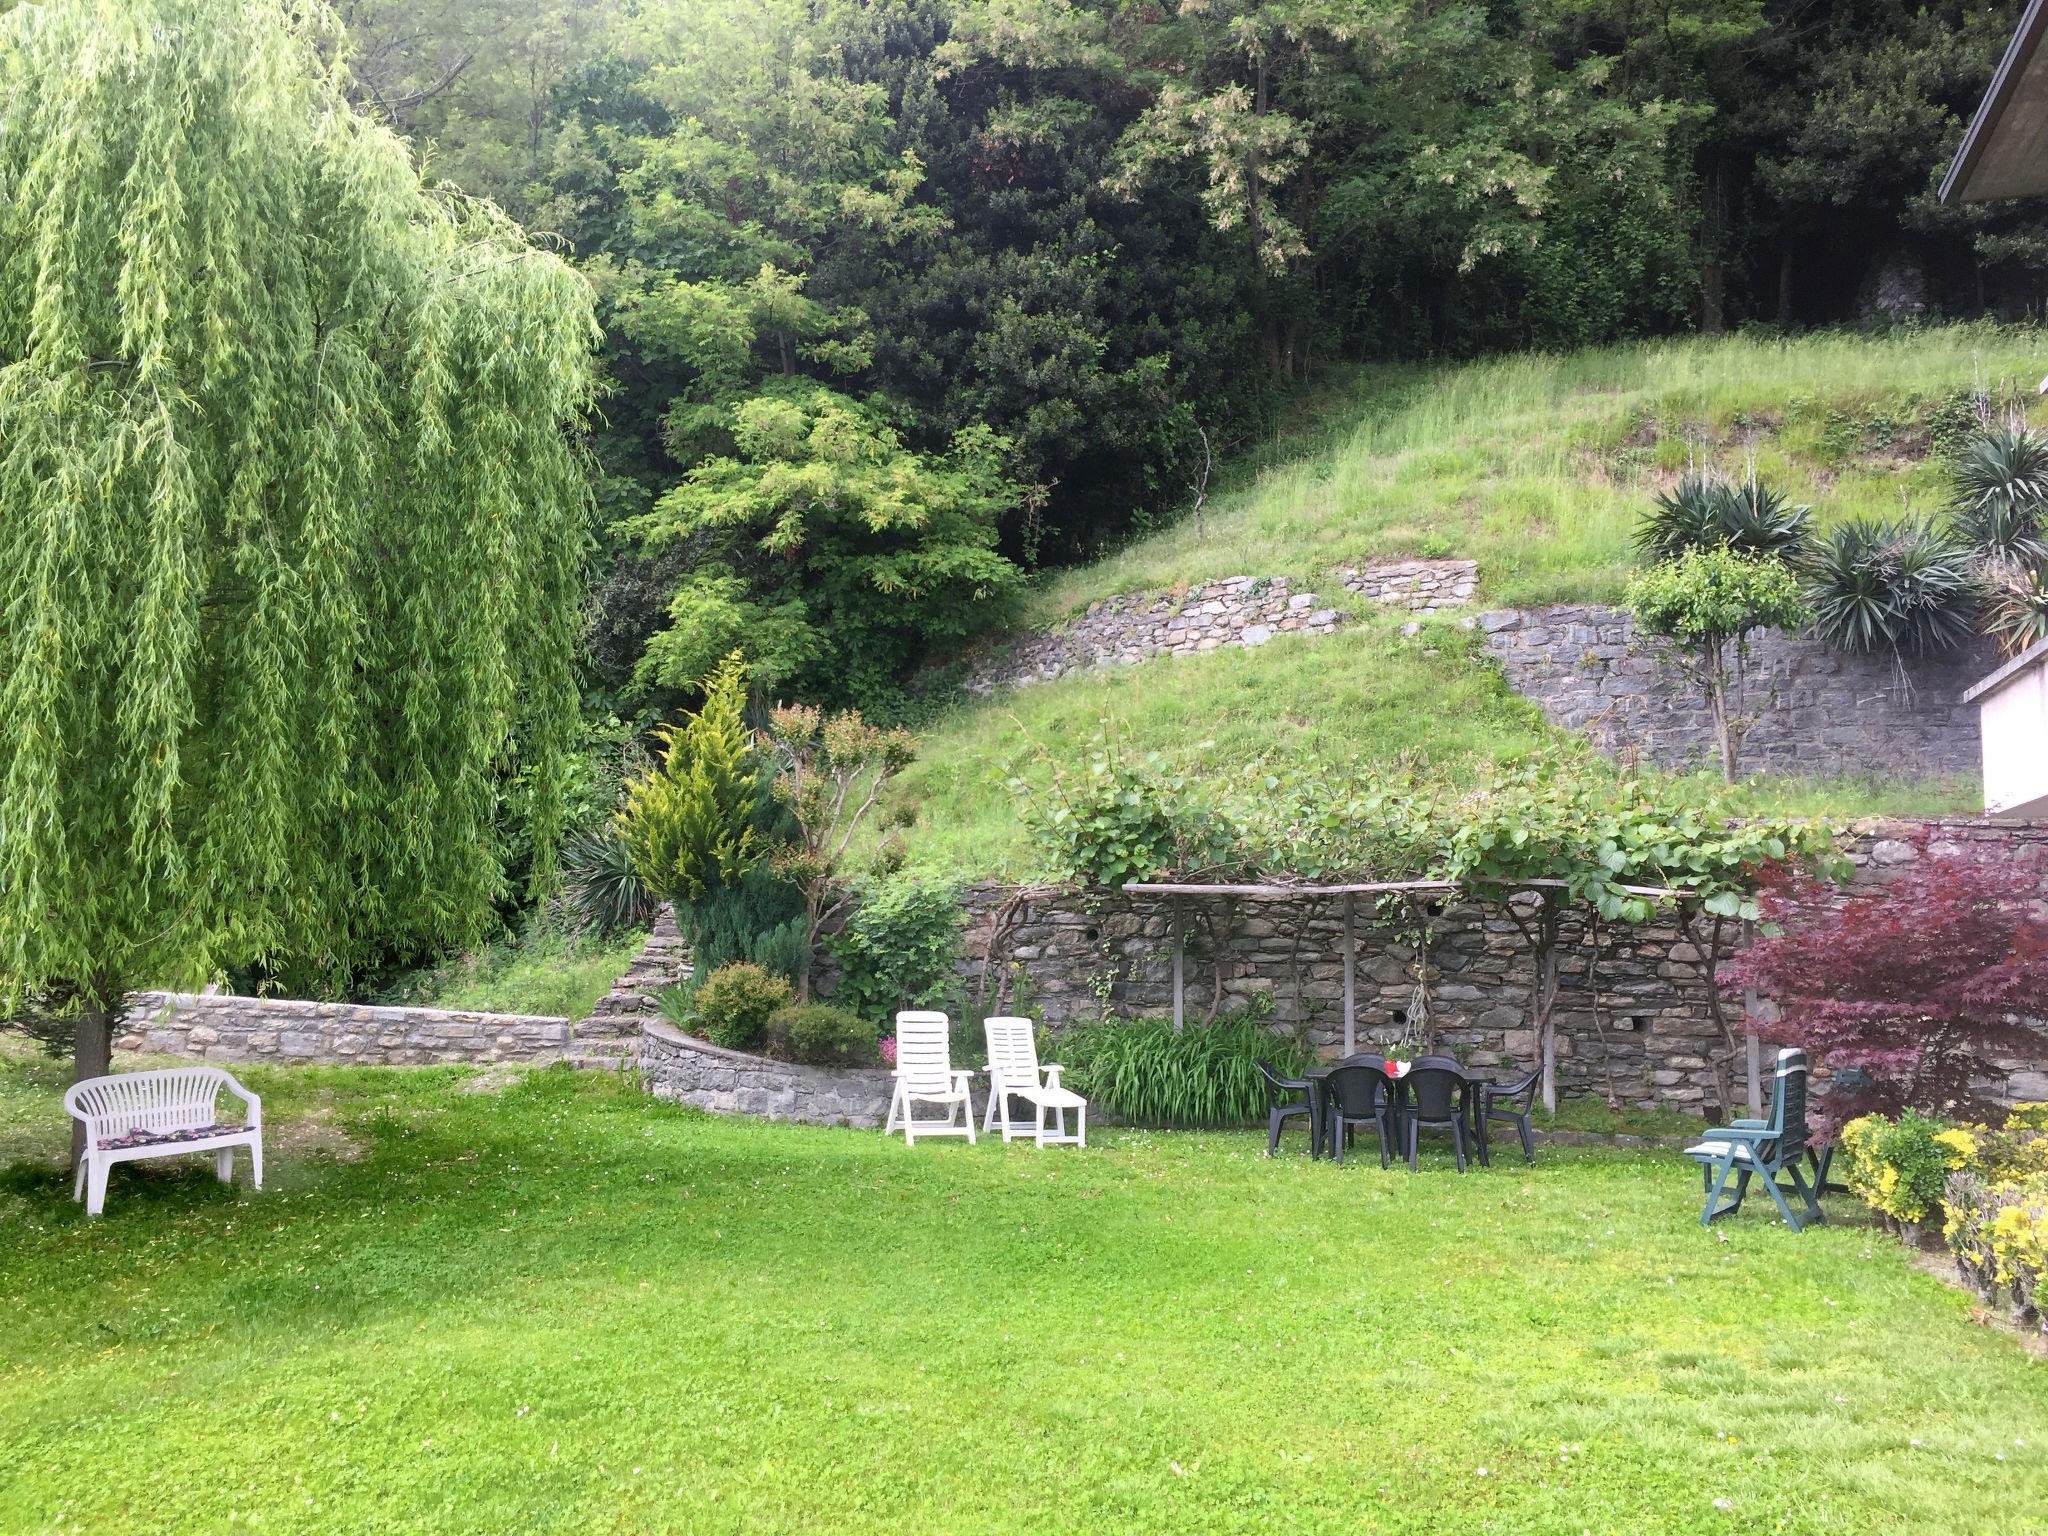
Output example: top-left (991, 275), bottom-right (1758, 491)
top-left (97, 1123), bottom-right (242, 1151)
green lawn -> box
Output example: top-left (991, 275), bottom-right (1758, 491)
top-left (2, 1050), bottom-right (2042, 1534)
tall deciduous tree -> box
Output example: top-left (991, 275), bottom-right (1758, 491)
top-left (0, 0), bottom-right (598, 1139)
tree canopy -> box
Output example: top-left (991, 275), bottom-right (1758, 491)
top-left (0, 0), bottom-right (599, 1087)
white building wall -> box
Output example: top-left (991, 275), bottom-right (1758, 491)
top-left (1981, 656), bottom-right (2048, 818)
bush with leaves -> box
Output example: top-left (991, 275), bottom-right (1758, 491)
top-left (560, 825), bottom-right (659, 937)
top-left (766, 1003), bottom-right (877, 1067)
top-left (1837, 1110), bottom-right (1973, 1231)
top-left (1950, 426), bottom-right (2048, 565)
top-left (690, 962), bottom-right (793, 1052)
top-left (677, 864), bottom-right (811, 988)
top-left (1626, 546), bottom-right (1810, 784)
top-left (763, 705), bottom-right (918, 998)
top-left (1058, 1002), bottom-right (1310, 1127)
top-left (828, 876), bottom-right (963, 1022)
top-left (1009, 738), bottom-right (1256, 889)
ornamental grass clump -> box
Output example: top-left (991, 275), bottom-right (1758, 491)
top-left (1059, 1005), bottom-right (1311, 1128)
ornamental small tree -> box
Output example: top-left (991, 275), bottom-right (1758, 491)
top-left (763, 705), bottom-right (917, 999)
top-left (1626, 547), bottom-right (1809, 784)
top-left (1727, 842), bottom-right (2048, 1132)
top-left (0, 0), bottom-right (596, 1163)
top-left (616, 653), bottom-right (765, 904)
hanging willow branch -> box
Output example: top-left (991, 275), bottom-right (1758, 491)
top-left (0, 0), bottom-right (599, 1096)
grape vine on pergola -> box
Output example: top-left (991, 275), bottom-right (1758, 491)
top-left (1122, 875), bottom-right (1726, 1111)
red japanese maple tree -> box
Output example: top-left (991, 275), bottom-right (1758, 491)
top-left (1726, 841), bottom-right (2048, 1130)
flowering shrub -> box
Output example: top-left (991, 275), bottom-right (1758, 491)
top-left (1838, 1111), bottom-right (1971, 1227)
top-left (1841, 1102), bottom-right (2048, 1331)
top-left (1943, 1171), bottom-right (2048, 1334)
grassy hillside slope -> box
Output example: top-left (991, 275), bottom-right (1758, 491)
top-left (889, 326), bottom-right (2040, 879)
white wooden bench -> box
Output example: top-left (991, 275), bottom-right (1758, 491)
top-left (64, 1067), bottom-right (263, 1217)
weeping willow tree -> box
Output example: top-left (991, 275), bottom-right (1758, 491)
top-left (0, 0), bottom-right (598, 1134)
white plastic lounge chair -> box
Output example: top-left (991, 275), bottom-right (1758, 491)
top-left (64, 1066), bottom-right (263, 1217)
top-left (982, 1015), bottom-right (1086, 1148)
top-left (885, 1011), bottom-right (976, 1144)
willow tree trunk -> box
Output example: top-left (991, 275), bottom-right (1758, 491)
top-left (69, 972), bottom-right (120, 1170)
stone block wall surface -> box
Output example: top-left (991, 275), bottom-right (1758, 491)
top-left (1481, 604), bottom-right (1992, 778)
top-left (119, 993), bottom-right (573, 1066)
top-left (951, 820), bottom-right (2048, 1115)
top-left (579, 905), bottom-right (691, 1042)
top-left (961, 561), bottom-right (1479, 694)
top-left (640, 1021), bottom-right (895, 1128)
top-left (1340, 558), bottom-right (1479, 612)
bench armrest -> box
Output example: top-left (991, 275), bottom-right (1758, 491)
top-left (1700, 1124), bottom-right (1770, 1145)
top-left (221, 1073), bottom-right (262, 1129)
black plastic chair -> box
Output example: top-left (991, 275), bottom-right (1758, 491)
top-left (1475, 1068), bottom-right (1539, 1166)
top-left (1322, 1064), bottom-right (1396, 1168)
top-left (1398, 1065), bottom-right (1473, 1172)
top-left (1256, 1059), bottom-right (1320, 1158)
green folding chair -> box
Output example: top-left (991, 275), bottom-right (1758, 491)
top-left (1682, 1048), bottom-right (1825, 1232)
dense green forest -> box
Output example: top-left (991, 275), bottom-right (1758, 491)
top-left (335, 0), bottom-right (2045, 718)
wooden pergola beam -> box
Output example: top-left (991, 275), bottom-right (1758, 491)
top-left (1121, 876), bottom-right (1688, 901)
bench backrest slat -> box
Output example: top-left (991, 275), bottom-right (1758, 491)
top-left (65, 1067), bottom-right (233, 1139)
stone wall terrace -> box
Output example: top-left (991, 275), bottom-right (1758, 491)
top-left (120, 992), bottom-right (572, 1066)
top-left (1482, 604), bottom-right (1991, 779)
top-left (640, 1021), bottom-right (894, 1128)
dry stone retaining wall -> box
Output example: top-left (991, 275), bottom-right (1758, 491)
top-left (962, 560), bottom-right (1479, 693)
top-left (1340, 558), bottom-right (1478, 612)
top-left (955, 820), bottom-right (2048, 1115)
top-left (640, 1020), bottom-right (894, 1128)
top-left (120, 993), bottom-right (573, 1066)
top-left (1481, 604), bottom-right (1991, 778)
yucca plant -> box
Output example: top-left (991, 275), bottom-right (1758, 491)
top-left (1716, 478), bottom-right (1814, 559)
top-left (1951, 427), bottom-right (2048, 564)
top-left (561, 823), bottom-right (659, 936)
top-left (1981, 558), bottom-right (2048, 659)
top-left (1637, 471), bottom-right (1812, 561)
top-left (1637, 473), bottom-right (1729, 560)
top-left (1058, 1009), bottom-right (1313, 1127)
top-left (1804, 517), bottom-right (1978, 658)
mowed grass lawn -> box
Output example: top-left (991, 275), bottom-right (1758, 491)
top-left (3, 1053), bottom-right (2044, 1535)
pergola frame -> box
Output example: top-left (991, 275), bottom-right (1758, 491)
top-left (1123, 876), bottom-right (1688, 1060)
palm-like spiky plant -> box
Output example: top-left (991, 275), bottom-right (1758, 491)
top-left (1804, 517), bottom-right (1978, 658)
top-left (1717, 478), bottom-right (1814, 558)
top-left (561, 824), bottom-right (659, 936)
top-left (1950, 427), bottom-right (2048, 565)
top-left (1637, 471), bottom-right (1812, 561)
top-left (1981, 558), bottom-right (2048, 659)
top-left (1638, 473), bottom-right (1728, 560)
